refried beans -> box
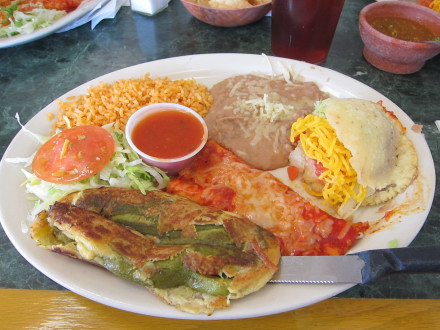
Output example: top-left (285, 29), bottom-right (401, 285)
top-left (205, 74), bottom-right (329, 170)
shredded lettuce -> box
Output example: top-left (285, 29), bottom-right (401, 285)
top-left (0, 2), bottom-right (66, 38)
top-left (7, 126), bottom-right (169, 229)
top-left (313, 100), bottom-right (327, 118)
top-left (388, 239), bottom-right (399, 249)
top-left (14, 113), bottom-right (50, 145)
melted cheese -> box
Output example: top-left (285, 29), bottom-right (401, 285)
top-left (290, 114), bottom-right (368, 207)
top-left (168, 140), bottom-right (362, 256)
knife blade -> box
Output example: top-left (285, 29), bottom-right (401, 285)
top-left (269, 246), bottom-right (440, 284)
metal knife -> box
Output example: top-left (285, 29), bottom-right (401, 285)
top-left (270, 246), bottom-right (440, 284)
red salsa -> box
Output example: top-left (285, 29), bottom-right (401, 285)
top-left (368, 16), bottom-right (437, 42)
top-left (132, 110), bottom-right (205, 159)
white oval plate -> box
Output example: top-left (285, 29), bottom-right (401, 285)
top-left (0, 54), bottom-right (435, 320)
top-left (0, 0), bottom-right (107, 49)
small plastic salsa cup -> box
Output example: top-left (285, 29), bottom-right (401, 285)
top-left (125, 103), bottom-right (208, 174)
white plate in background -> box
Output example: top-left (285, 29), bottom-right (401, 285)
top-left (0, 0), bottom-right (107, 49)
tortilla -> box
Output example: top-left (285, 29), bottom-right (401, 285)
top-left (30, 187), bottom-right (280, 315)
top-left (295, 98), bottom-right (418, 214)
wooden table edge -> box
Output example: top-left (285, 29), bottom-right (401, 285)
top-left (1, 288), bottom-right (439, 329)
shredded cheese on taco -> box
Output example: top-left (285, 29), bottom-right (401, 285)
top-left (430, 0), bottom-right (440, 12)
top-left (290, 114), bottom-right (368, 207)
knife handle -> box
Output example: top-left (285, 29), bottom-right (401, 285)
top-left (355, 246), bottom-right (440, 284)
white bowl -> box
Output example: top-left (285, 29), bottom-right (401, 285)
top-left (125, 103), bottom-right (208, 174)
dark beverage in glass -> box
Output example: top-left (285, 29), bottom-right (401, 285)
top-left (271, 0), bottom-right (345, 64)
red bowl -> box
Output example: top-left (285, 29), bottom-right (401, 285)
top-left (359, 1), bottom-right (440, 74)
top-left (180, 0), bottom-right (271, 27)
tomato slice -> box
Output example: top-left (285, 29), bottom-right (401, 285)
top-left (287, 165), bottom-right (299, 181)
top-left (313, 159), bottom-right (327, 177)
top-left (32, 125), bottom-right (115, 183)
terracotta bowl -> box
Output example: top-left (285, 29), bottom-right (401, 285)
top-left (180, 0), bottom-right (271, 27)
top-left (359, 1), bottom-right (440, 74)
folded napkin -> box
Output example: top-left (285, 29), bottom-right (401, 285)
top-left (57, 0), bottom-right (129, 33)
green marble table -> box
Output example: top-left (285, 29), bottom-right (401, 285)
top-left (0, 0), bottom-right (439, 301)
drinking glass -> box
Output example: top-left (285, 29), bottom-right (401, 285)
top-left (271, 0), bottom-right (345, 64)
